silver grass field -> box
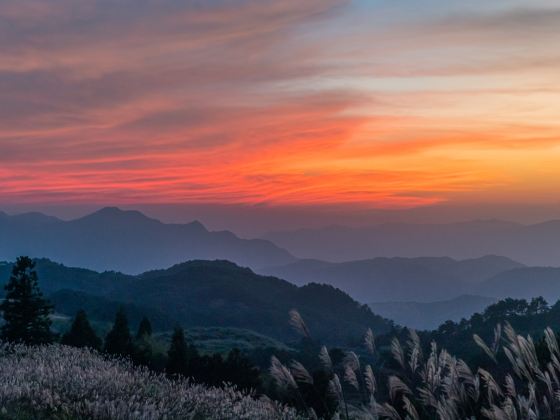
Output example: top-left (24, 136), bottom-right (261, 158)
top-left (1, 311), bottom-right (558, 419)
top-left (269, 310), bottom-right (560, 420)
top-left (0, 343), bottom-right (301, 419)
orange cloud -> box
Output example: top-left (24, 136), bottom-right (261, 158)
top-left (1, 1), bottom-right (560, 210)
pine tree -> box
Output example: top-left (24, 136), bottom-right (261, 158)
top-left (133, 317), bottom-right (153, 366)
top-left (61, 309), bottom-right (102, 350)
top-left (136, 317), bottom-right (152, 339)
top-left (0, 256), bottom-right (53, 345)
top-left (166, 326), bottom-right (197, 376)
top-left (104, 307), bottom-right (133, 357)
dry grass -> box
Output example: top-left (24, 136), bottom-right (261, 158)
top-left (271, 309), bottom-right (560, 419)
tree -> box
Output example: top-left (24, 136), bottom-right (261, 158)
top-left (166, 326), bottom-right (197, 376)
top-left (61, 309), bottom-right (101, 350)
top-left (133, 317), bottom-right (153, 367)
top-left (223, 348), bottom-right (261, 391)
top-left (528, 297), bottom-right (549, 316)
top-left (104, 307), bottom-right (133, 357)
top-left (136, 317), bottom-right (152, 339)
top-left (0, 256), bottom-right (53, 345)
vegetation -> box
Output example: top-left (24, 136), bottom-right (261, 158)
top-left (61, 309), bottom-right (102, 350)
top-left (6, 255), bottom-right (560, 418)
top-left (0, 256), bottom-right (53, 345)
top-left (104, 307), bottom-right (134, 357)
top-left (430, 296), bottom-right (560, 361)
top-left (0, 343), bottom-right (300, 419)
top-left (166, 326), bottom-right (196, 376)
top-left (270, 309), bottom-right (560, 419)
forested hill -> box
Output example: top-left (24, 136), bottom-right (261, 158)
top-left (0, 258), bottom-right (393, 345)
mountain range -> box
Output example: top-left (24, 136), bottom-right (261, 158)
top-left (3, 207), bottom-right (560, 331)
top-left (0, 207), bottom-right (295, 274)
top-left (263, 220), bottom-right (560, 266)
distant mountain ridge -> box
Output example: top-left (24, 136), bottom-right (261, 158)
top-left (476, 267), bottom-right (560, 303)
top-left (263, 220), bottom-right (560, 266)
top-left (369, 295), bottom-right (497, 330)
top-left (0, 207), bottom-right (295, 274)
top-left (259, 255), bottom-right (524, 302)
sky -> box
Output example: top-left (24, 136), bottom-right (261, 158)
top-left (1, 0), bottom-right (560, 234)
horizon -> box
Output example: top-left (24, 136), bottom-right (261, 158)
top-left (3, 202), bottom-right (560, 237)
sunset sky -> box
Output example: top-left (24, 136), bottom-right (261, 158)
top-left (1, 0), bottom-right (560, 231)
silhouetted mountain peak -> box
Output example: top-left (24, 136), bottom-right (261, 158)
top-left (181, 220), bottom-right (208, 234)
top-left (73, 207), bottom-right (162, 228)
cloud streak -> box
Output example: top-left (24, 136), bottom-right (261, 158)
top-left (1, 0), bottom-right (559, 209)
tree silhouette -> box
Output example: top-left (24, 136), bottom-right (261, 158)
top-left (104, 307), bottom-right (133, 357)
top-left (136, 317), bottom-right (152, 339)
top-left (0, 256), bottom-right (53, 345)
top-left (61, 309), bottom-right (102, 350)
top-left (223, 348), bottom-right (261, 391)
top-left (133, 317), bottom-right (153, 367)
top-left (166, 326), bottom-right (197, 376)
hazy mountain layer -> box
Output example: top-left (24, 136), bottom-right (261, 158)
top-left (0, 207), bottom-right (295, 274)
top-left (369, 295), bottom-right (496, 330)
top-left (260, 255), bottom-right (523, 302)
top-left (476, 267), bottom-right (560, 303)
top-left (263, 220), bottom-right (560, 266)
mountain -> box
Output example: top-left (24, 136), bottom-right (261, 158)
top-left (0, 258), bottom-right (393, 344)
top-left (0, 207), bottom-right (295, 273)
top-left (476, 267), bottom-right (560, 303)
top-left (262, 220), bottom-right (560, 266)
top-left (369, 295), bottom-right (497, 330)
top-left (259, 255), bottom-right (523, 302)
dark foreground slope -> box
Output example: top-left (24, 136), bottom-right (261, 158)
top-left (0, 259), bottom-right (392, 345)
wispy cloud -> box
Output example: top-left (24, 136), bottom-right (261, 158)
top-left (1, 0), bottom-right (559, 208)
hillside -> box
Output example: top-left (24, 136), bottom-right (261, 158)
top-left (260, 255), bottom-right (522, 302)
top-left (0, 207), bottom-right (295, 273)
top-left (0, 258), bottom-right (392, 345)
top-left (369, 295), bottom-right (496, 330)
top-left (263, 220), bottom-right (560, 266)
top-left (111, 260), bottom-right (392, 344)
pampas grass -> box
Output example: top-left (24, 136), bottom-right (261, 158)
top-left (272, 310), bottom-right (560, 419)
top-left (0, 343), bottom-right (301, 419)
